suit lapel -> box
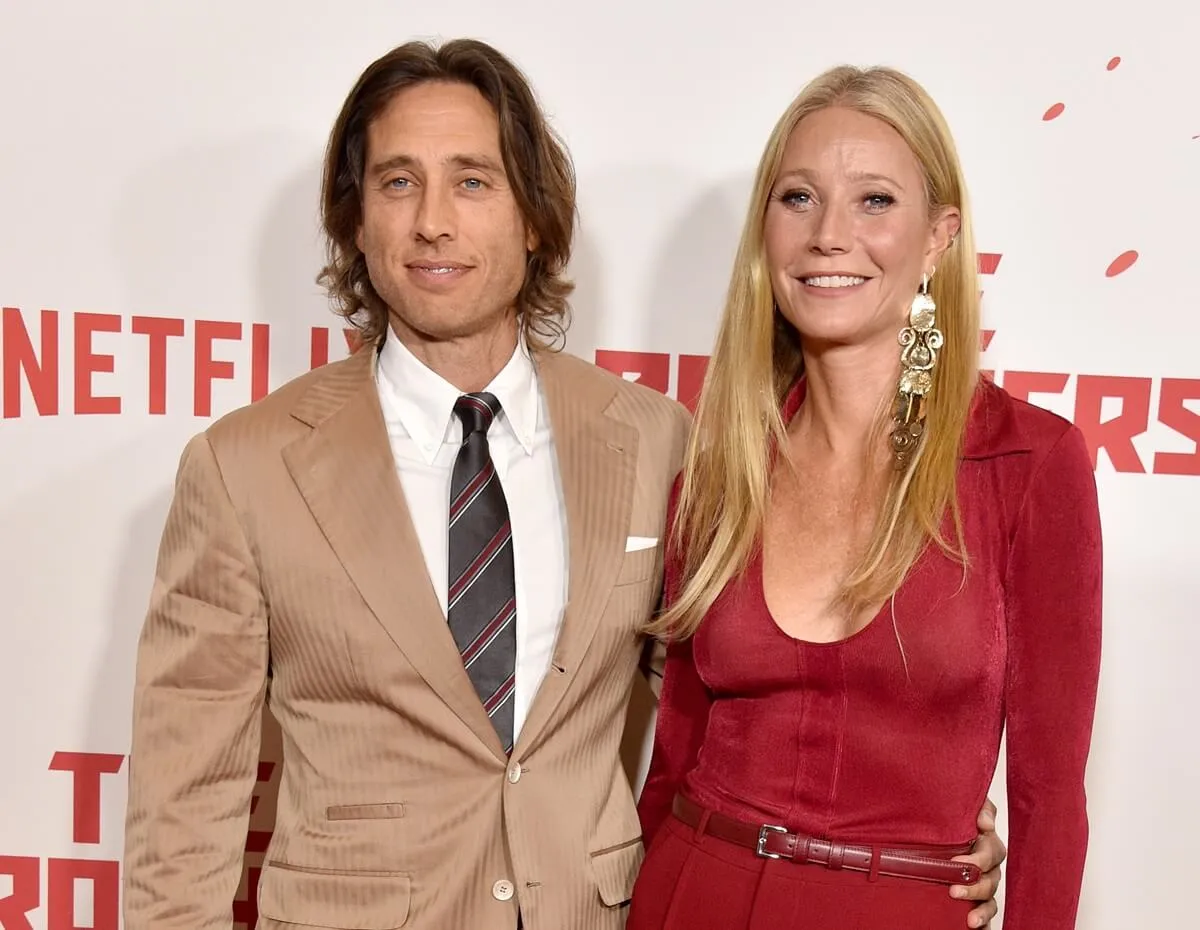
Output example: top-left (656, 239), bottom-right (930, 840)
top-left (281, 349), bottom-right (506, 759)
top-left (515, 350), bottom-right (639, 755)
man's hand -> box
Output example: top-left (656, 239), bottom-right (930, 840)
top-left (950, 797), bottom-right (1007, 929)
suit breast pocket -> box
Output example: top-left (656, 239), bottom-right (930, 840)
top-left (614, 544), bottom-right (661, 587)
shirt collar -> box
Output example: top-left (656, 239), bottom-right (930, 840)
top-left (376, 329), bottom-right (540, 464)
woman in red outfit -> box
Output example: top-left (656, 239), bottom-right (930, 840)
top-left (628, 66), bottom-right (1102, 930)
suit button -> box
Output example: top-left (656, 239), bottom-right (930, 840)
top-left (507, 762), bottom-right (522, 784)
top-left (492, 879), bottom-right (514, 901)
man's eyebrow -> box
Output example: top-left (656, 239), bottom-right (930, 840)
top-left (367, 153), bottom-right (505, 175)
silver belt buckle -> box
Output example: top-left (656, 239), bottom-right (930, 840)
top-left (756, 823), bottom-right (788, 859)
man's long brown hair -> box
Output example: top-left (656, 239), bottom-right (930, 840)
top-left (317, 39), bottom-right (577, 349)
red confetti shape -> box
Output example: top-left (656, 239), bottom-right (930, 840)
top-left (1043, 102), bottom-right (1065, 121)
top-left (1106, 56), bottom-right (1121, 71)
top-left (1105, 250), bottom-right (1138, 277)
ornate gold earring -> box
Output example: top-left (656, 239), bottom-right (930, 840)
top-left (890, 269), bottom-right (943, 469)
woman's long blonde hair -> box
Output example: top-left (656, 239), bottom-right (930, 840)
top-left (648, 65), bottom-right (981, 640)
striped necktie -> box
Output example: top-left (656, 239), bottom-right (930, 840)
top-left (447, 392), bottom-right (517, 753)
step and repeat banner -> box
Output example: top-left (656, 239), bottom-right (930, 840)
top-left (1, 1), bottom-right (1196, 927)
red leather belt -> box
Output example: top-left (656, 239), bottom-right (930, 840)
top-left (671, 794), bottom-right (981, 886)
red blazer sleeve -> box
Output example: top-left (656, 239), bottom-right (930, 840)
top-left (637, 480), bottom-right (714, 847)
top-left (1002, 425), bottom-right (1103, 929)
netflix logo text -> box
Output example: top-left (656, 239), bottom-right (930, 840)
top-left (0, 309), bottom-right (362, 419)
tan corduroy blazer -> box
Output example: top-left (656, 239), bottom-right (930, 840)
top-left (123, 344), bottom-right (691, 930)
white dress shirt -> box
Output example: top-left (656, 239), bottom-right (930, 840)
top-left (375, 333), bottom-right (569, 742)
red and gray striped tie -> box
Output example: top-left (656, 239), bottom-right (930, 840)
top-left (448, 392), bottom-right (517, 753)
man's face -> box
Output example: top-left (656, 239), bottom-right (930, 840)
top-left (356, 80), bottom-right (536, 345)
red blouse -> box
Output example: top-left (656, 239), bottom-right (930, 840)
top-left (638, 378), bottom-right (1102, 929)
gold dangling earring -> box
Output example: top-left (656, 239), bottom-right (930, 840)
top-left (890, 268), bottom-right (943, 469)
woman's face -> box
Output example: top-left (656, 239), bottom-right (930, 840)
top-left (763, 106), bottom-right (958, 352)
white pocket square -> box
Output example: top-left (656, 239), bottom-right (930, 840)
top-left (625, 535), bottom-right (659, 552)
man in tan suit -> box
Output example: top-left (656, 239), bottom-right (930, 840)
top-left (123, 38), bottom-right (1006, 930)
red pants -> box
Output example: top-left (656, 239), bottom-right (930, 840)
top-left (627, 813), bottom-right (974, 930)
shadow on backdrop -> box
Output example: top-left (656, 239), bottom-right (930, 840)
top-left (641, 171), bottom-right (753, 364)
top-left (576, 167), bottom-right (755, 792)
top-left (252, 158), bottom-right (335, 384)
top-left (76, 454), bottom-right (173, 855)
top-left (568, 166), bottom-right (753, 422)
top-left (561, 225), bottom-right (605, 359)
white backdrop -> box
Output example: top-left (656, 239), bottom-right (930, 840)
top-left (2, 1), bottom-right (1198, 927)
